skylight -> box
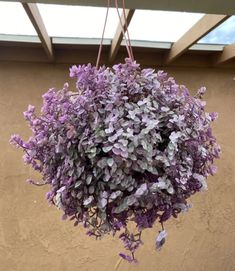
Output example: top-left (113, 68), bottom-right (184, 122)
top-left (37, 4), bottom-right (120, 39)
top-left (0, 2), bottom-right (234, 49)
top-left (0, 1), bottom-right (37, 35)
top-left (199, 16), bottom-right (235, 44)
top-left (127, 10), bottom-right (204, 42)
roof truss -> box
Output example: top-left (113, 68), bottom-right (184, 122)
top-left (0, 1), bottom-right (234, 67)
top-left (22, 3), bottom-right (54, 61)
top-left (214, 43), bottom-right (235, 64)
top-left (165, 14), bottom-right (230, 64)
top-left (109, 9), bottom-right (134, 63)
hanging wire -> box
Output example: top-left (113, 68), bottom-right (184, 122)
top-left (115, 0), bottom-right (134, 61)
top-left (96, 0), bottom-right (134, 68)
top-left (96, 0), bottom-right (110, 68)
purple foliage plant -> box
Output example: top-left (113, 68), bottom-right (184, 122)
top-left (10, 58), bottom-right (220, 262)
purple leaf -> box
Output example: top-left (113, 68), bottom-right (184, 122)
top-left (156, 230), bottom-right (167, 250)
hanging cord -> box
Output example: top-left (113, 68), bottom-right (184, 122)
top-left (96, 0), bottom-right (134, 67)
top-left (96, 0), bottom-right (110, 68)
top-left (121, 0), bottom-right (134, 61)
top-left (115, 0), bottom-right (134, 61)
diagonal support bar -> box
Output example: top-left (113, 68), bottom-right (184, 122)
top-left (22, 3), bottom-right (54, 61)
top-left (165, 14), bottom-right (230, 64)
top-left (109, 9), bottom-right (134, 63)
top-left (214, 43), bottom-right (235, 65)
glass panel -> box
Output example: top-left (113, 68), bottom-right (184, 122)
top-left (198, 16), bottom-right (235, 45)
top-left (37, 4), bottom-right (120, 38)
top-left (127, 10), bottom-right (204, 42)
top-left (0, 2), bottom-right (37, 35)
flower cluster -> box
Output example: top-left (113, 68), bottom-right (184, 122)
top-left (10, 58), bottom-right (220, 262)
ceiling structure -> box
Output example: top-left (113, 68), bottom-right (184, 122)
top-left (4, 0), bottom-right (235, 15)
top-left (0, 0), bottom-right (235, 68)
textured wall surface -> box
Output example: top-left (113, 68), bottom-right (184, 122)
top-left (0, 62), bottom-right (234, 271)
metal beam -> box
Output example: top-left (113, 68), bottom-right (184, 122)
top-left (165, 14), bottom-right (229, 64)
top-left (0, 34), bottom-right (40, 43)
top-left (214, 43), bottom-right (235, 64)
top-left (109, 9), bottom-right (134, 63)
top-left (53, 37), bottom-right (111, 45)
top-left (22, 3), bottom-right (54, 61)
top-left (189, 43), bottom-right (224, 51)
top-left (1, 0), bottom-right (235, 15)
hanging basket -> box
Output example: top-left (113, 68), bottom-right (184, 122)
top-left (10, 0), bottom-right (220, 263)
top-left (10, 58), bottom-right (220, 262)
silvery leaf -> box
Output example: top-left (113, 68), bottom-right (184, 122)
top-left (100, 191), bottom-right (108, 198)
top-left (161, 106), bottom-right (169, 112)
top-left (88, 147), bottom-right (96, 153)
top-left (97, 158), bottom-right (107, 169)
top-left (126, 195), bottom-right (137, 206)
top-left (167, 186), bottom-right (175, 194)
top-left (129, 154), bottom-right (137, 160)
top-left (128, 110), bottom-right (136, 120)
top-left (75, 181), bottom-right (82, 188)
top-left (120, 150), bottom-right (128, 158)
top-left (108, 134), bottom-right (118, 143)
top-left (150, 183), bottom-right (158, 192)
top-left (141, 139), bottom-right (148, 150)
top-left (98, 198), bottom-right (107, 209)
top-left (83, 196), bottom-right (94, 206)
top-left (55, 193), bottom-right (62, 208)
top-left (118, 139), bottom-right (128, 146)
top-left (107, 158), bottom-right (114, 167)
top-left (113, 196), bottom-right (131, 213)
top-left (173, 203), bottom-right (191, 213)
top-left (193, 173), bottom-right (208, 190)
top-left (102, 146), bottom-right (112, 153)
top-left (169, 131), bottom-right (182, 144)
top-left (135, 183), bottom-right (148, 198)
top-left (88, 186), bottom-right (95, 194)
top-left (76, 191), bottom-right (83, 199)
top-left (57, 186), bottom-right (66, 193)
top-left (98, 211), bottom-right (107, 220)
top-left (137, 160), bottom-right (147, 170)
top-left (157, 181), bottom-right (168, 189)
top-left (113, 203), bottom-right (127, 214)
top-left (86, 175), bottom-right (92, 185)
top-left (156, 230), bottom-right (167, 250)
top-left (128, 143), bottom-right (135, 153)
top-left (103, 173), bottom-right (110, 182)
top-left (110, 191), bottom-right (122, 200)
top-left (137, 99), bottom-right (147, 106)
top-left (105, 125), bottom-right (114, 134)
top-left (88, 152), bottom-right (96, 159)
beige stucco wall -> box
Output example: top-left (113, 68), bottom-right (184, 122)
top-left (0, 61), bottom-right (234, 271)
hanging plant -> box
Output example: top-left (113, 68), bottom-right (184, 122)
top-left (10, 58), bottom-right (220, 262)
top-left (10, 0), bottom-right (220, 263)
